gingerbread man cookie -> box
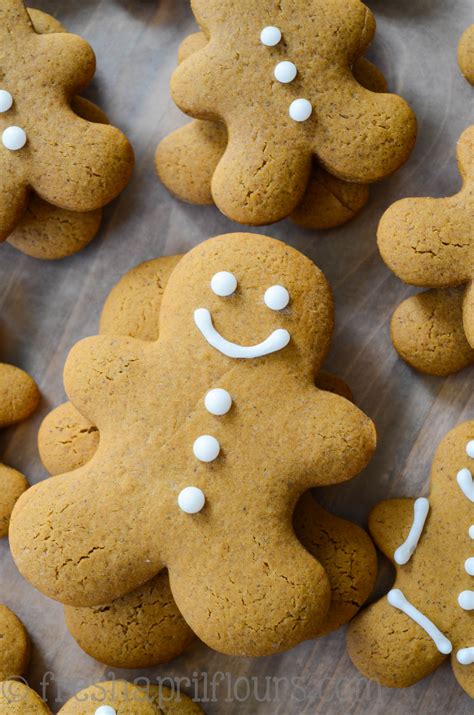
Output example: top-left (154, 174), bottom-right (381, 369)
top-left (348, 421), bottom-right (474, 697)
top-left (458, 25), bottom-right (474, 85)
top-left (0, 1), bottom-right (134, 247)
top-left (378, 125), bottom-right (474, 376)
top-left (11, 233), bottom-right (376, 657)
top-left (169, 1), bottom-right (416, 225)
top-left (0, 682), bottom-right (50, 714)
top-left (157, 31), bottom-right (388, 229)
top-left (0, 605), bottom-right (30, 680)
top-left (58, 681), bottom-right (203, 714)
top-left (36, 254), bottom-right (374, 667)
top-left (0, 362), bottom-right (39, 537)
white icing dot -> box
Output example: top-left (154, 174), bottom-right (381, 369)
top-left (205, 388), bottom-right (232, 416)
top-left (95, 707), bottom-right (116, 715)
top-left (467, 440), bottom-right (474, 458)
top-left (178, 486), bottom-right (206, 514)
top-left (274, 61), bottom-right (297, 84)
top-left (465, 557), bottom-right (474, 576)
top-left (457, 647), bottom-right (474, 665)
top-left (470, 525), bottom-right (474, 539)
top-left (211, 271), bottom-right (237, 297)
top-left (289, 98), bottom-right (313, 122)
top-left (0, 90), bottom-right (13, 113)
top-left (458, 590), bottom-right (474, 610)
top-left (260, 26), bottom-right (281, 47)
top-left (264, 285), bottom-right (290, 311)
top-left (193, 435), bottom-right (220, 462)
top-left (2, 126), bottom-right (27, 151)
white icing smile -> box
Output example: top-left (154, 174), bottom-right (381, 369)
top-left (194, 308), bottom-right (290, 359)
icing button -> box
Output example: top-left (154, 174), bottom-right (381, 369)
top-left (469, 525), bottom-right (474, 539)
top-left (178, 486), bottom-right (206, 514)
top-left (458, 590), bottom-right (474, 610)
top-left (0, 90), bottom-right (13, 113)
top-left (211, 271), bottom-right (237, 297)
top-left (2, 126), bottom-right (27, 151)
top-left (466, 440), bottom-right (474, 458)
top-left (274, 61), bottom-right (297, 84)
top-left (193, 434), bottom-right (220, 462)
top-left (457, 647), bottom-right (474, 665)
top-left (464, 557), bottom-right (474, 576)
top-left (205, 388), bottom-right (232, 416)
top-left (95, 707), bottom-right (117, 715)
top-left (289, 98), bottom-right (312, 122)
top-left (260, 26), bottom-right (281, 47)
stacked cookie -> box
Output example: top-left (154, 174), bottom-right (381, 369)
top-left (0, 3), bottom-right (134, 259)
top-left (11, 233), bottom-right (377, 665)
top-left (156, 0), bottom-right (416, 229)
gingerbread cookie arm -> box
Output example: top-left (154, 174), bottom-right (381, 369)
top-left (452, 652), bottom-right (474, 699)
top-left (38, 402), bottom-right (99, 476)
top-left (347, 596), bottom-right (446, 688)
top-left (291, 389), bottom-right (376, 486)
top-left (391, 287), bottom-right (474, 376)
top-left (0, 464), bottom-right (28, 538)
top-left (0, 176), bottom-right (29, 242)
top-left (368, 497), bottom-right (417, 561)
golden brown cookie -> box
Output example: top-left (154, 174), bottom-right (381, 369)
top-left (64, 570), bottom-right (195, 669)
top-left (0, 362), bottom-right (39, 537)
top-left (157, 31), bottom-right (389, 230)
top-left (12, 233), bottom-right (376, 658)
top-left (0, 605), bottom-right (30, 680)
top-left (0, 682), bottom-right (50, 714)
top-left (37, 255), bottom-right (373, 667)
top-left (58, 681), bottom-right (157, 715)
top-left (143, 685), bottom-right (203, 714)
top-left (378, 125), bottom-right (474, 375)
top-left (168, 1), bottom-right (416, 224)
top-left (348, 421), bottom-right (474, 697)
top-left (458, 24), bottom-right (474, 85)
top-left (0, 0), bottom-right (134, 244)
top-left (6, 9), bottom-right (107, 260)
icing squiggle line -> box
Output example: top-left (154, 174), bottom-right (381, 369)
top-left (387, 589), bottom-right (452, 654)
top-left (394, 497), bottom-right (430, 565)
top-left (194, 308), bottom-right (290, 359)
top-left (457, 468), bottom-right (474, 502)
top-left (457, 647), bottom-right (474, 665)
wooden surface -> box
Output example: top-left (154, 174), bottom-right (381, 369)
top-left (0, 0), bottom-right (473, 712)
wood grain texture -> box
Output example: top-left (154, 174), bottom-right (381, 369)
top-left (0, 0), bottom-right (473, 712)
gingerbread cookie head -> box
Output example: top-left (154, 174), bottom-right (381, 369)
top-left (0, 0), bottom-right (134, 241)
top-left (348, 421), bottom-right (474, 697)
top-left (171, 0), bottom-right (416, 224)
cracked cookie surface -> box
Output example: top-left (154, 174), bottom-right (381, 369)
top-left (12, 233), bottom-right (376, 658)
top-left (378, 125), bottom-right (474, 375)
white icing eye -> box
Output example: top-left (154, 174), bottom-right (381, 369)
top-left (466, 440), bottom-right (474, 458)
top-left (95, 707), bottom-right (117, 715)
top-left (260, 26), bottom-right (281, 47)
top-left (289, 98), bottom-right (313, 122)
top-left (205, 388), bottom-right (232, 416)
top-left (458, 591), bottom-right (474, 610)
top-left (274, 61), bottom-right (297, 84)
top-left (193, 435), bottom-right (220, 462)
top-left (178, 486), bottom-right (206, 514)
top-left (264, 285), bottom-right (290, 311)
top-left (0, 90), bottom-right (13, 113)
top-left (211, 271), bottom-right (237, 297)
top-left (2, 126), bottom-right (27, 151)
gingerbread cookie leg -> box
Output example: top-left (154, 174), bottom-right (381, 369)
top-left (391, 287), bottom-right (474, 376)
top-left (348, 498), bottom-right (446, 687)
